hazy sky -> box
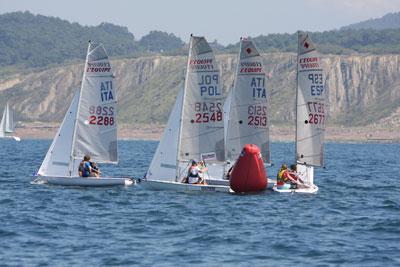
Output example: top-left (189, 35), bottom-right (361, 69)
top-left (1, 0), bottom-right (400, 44)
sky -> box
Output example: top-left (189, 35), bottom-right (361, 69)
top-left (1, 0), bottom-right (400, 45)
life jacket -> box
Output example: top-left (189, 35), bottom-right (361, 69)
top-left (81, 161), bottom-right (90, 177)
top-left (188, 166), bottom-right (199, 177)
top-left (277, 169), bottom-right (289, 185)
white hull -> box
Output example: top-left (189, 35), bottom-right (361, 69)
top-left (272, 185), bottom-right (318, 194)
top-left (206, 177), bottom-right (276, 189)
top-left (141, 179), bottom-right (232, 193)
top-left (0, 135), bottom-right (21, 141)
top-left (32, 176), bottom-right (134, 187)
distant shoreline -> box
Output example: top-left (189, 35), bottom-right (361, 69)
top-left (14, 122), bottom-right (400, 143)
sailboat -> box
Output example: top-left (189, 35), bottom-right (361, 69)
top-left (0, 102), bottom-right (21, 141)
top-left (33, 42), bottom-right (133, 187)
top-left (207, 37), bottom-right (273, 187)
top-left (273, 31), bottom-right (326, 194)
top-left (143, 35), bottom-right (231, 192)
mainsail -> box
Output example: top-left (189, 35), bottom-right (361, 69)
top-left (225, 38), bottom-right (270, 163)
top-left (72, 42), bottom-right (118, 168)
top-left (296, 31), bottom-right (326, 167)
top-left (0, 103), bottom-right (15, 136)
top-left (179, 36), bottom-right (225, 163)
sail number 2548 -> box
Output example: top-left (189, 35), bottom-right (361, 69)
top-left (88, 105), bottom-right (115, 126)
top-left (193, 102), bottom-right (223, 123)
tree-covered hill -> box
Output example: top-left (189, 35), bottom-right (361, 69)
top-left (342, 11), bottom-right (400, 30)
top-left (0, 11), bottom-right (138, 67)
top-left (0, 11), bottom-right (185, 68)
top-left (4, 11), bottom-right (400, 70)
top-left (226, 28), bottom-right (400, 55)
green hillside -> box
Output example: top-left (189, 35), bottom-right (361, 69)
top-left (3, 11), bottom-right (400, 70)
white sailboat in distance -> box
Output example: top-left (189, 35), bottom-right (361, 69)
top-left (273, 31), bottom-right (327, 194)
top-left (0, 102), bottom-right (21, 141)
top-left (33, 42), bottom-right (133, 187)
top-left (143, 35), bottom-right (231, 192)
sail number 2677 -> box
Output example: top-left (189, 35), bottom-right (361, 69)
top-left (88, 105), bottom-right (115, 126)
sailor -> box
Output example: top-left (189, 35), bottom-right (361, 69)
top-left (79, 155), bottom-right (93, 178)
top-left (276, 164), bottom-right (291, 189)
top-left (187, 160), bottom-right (206, 185)
top-left (89, 161), bottom-right (101, 177)
top-left (225, 164), bottom-right (234, 180)
top-left (288, 164), bottom-right (306, 188)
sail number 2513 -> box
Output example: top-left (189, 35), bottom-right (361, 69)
top-left (88, 105), bottom-right (115, 126)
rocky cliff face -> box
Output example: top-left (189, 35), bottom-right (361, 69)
top-left (0, 53), bottom-right (399, 128)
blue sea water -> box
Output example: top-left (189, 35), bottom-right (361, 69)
top-left (0, 139), bottom-right (399, 266)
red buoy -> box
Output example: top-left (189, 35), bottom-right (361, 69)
top-left (229, 144), bottom-right (267, 193)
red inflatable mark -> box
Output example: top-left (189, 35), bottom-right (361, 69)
top-left (230, 144), bottom-right (267, 193)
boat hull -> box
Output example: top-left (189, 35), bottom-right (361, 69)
top-left (272, 185), bottom-right (318, 194)
top-left (33, 176), bottom-right (134, 187)
top-left (141, 179), bottom-right (232, 193)
top-left (1, 136), bottom-right (21, 141)
top-left (206, 178), bottom-right (276, 189)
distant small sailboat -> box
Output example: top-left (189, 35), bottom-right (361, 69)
top-left (33, 42), bottom-right (133, 187)
top-left (273, 31), bottom-right (326, 194)
top-left (0, 102), bottom-right (21, 141)
top-left (143, 35), bottom-right (231, 192)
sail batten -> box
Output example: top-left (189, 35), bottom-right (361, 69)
top-left (296, 31), bottom-right (326, 167)
top-left (225, 38), bottom-right (270, 163)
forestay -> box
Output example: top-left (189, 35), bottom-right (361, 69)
top-left (38, 90), bottom-right (80, 177)
top-left (146, 89), bottom-right (184, 182)
top-left (296, 31), bottom-right (326, 167)
top-left (72, 43), bottom-right (117, 170)
top-left (179, 36), bottom-right (225, 163)
top-left (225, 38), bottom-right (270, 163)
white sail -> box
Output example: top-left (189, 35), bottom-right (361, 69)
top-left (296, 31), bottom-right (326, 167)
top-left (0, 103), bottom-right (15, 137)
top-left (0, 106), bottom-right (5, 137)
top-left (179, 36), bottom-right (225, 163)
top-left (72, 42), bottom-right (117, 168)
top-left (4, 103), bottom-right (14, 133)
top-left (38, 90), bottom-right (80, 177)
top-left (225, 38), bottom-right (270, 163)
top-left (146, 88), bottom-right (184, 182)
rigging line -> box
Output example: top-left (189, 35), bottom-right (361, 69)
top-left (299, 153), bottom-right (322, 158)
top-left (227, 131), bottom-right (267, 141)
top-left (181, 128), bottom-right (223, 140)
top-left (297, 132), bottom-right (324, 142)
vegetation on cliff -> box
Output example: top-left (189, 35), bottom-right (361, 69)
top-left (3, 11), bottom-right (400, 69)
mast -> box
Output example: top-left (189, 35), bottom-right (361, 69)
top-left (175, 34), bottom-right (193, 182)
top-left (68, 41), bottom-right (91, 176)
top-left (295, 31), bottom-right (300, 165)
top-left (225, 37), bottom-right (242, 162)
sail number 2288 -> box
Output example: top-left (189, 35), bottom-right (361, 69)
top-left (88, 105), bottom-right (115, 126)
